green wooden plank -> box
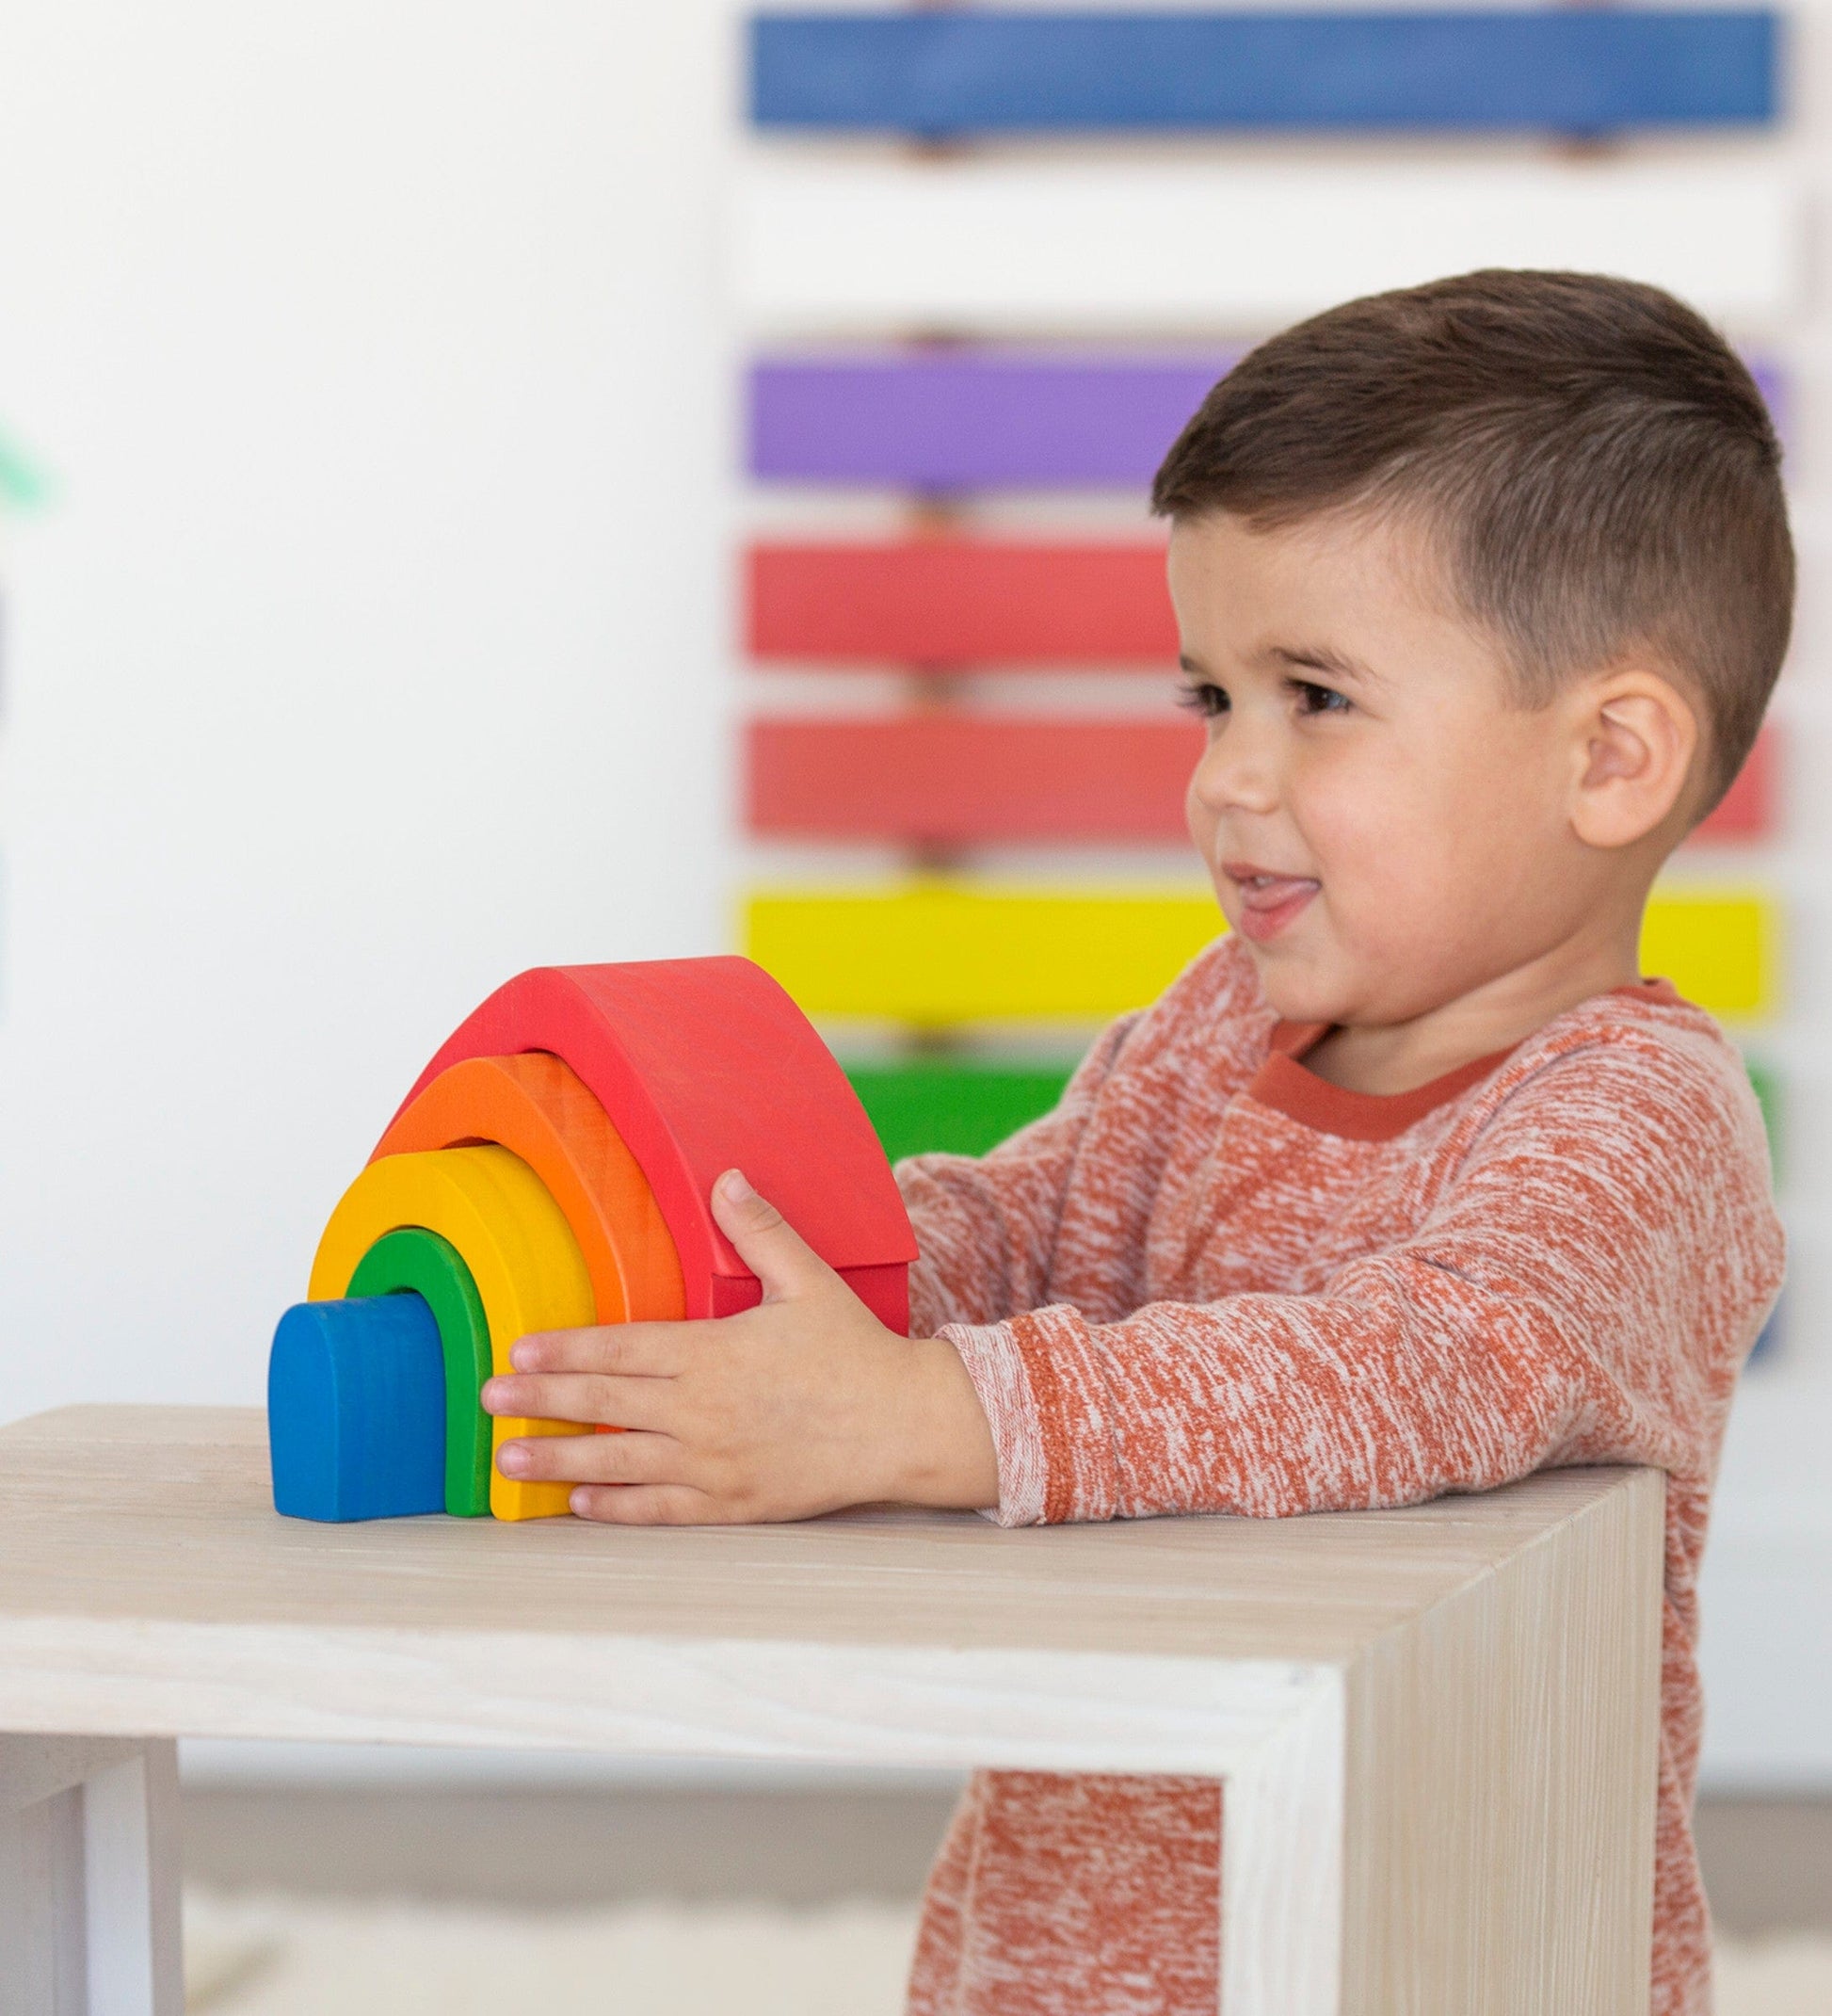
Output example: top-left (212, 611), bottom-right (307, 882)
top-left (846, 1061), bottom-right (1074, 1163)
top-left (854, 1056), bottom-right (1785, 1177)
top-left (1746, 1057), bottom-right (1781, 1178)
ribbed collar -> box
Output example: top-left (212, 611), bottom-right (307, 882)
top-left (1247, 978), bottom-right (1681, 1142)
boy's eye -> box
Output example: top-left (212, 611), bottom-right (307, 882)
top-left (1177, 679), bottom-right (1229, 719)
top-left (1293, 680), bottom-right (1349, 716)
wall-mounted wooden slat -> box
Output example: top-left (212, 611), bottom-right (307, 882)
top-left (746, 885), bottom-right (1777, 1024)
top-left (748, 354), bottom-right (1235, 489)
top-left (750, 11), bottom-right (1777, 134)
top-left (747, 885), bottom-right (1218, 1022)
top-left (850, 1054), bottom-right (1783, 1169)
top-left (737, 161), bottom-right (1799, 332)
top-left (1745, 1058), bottom-right (1782, 1177)
top-left (1641, 891), bottom-right (1776, 1021)
top-left (749, 352), bottom-right (1790, 488)
top-left (846, 1061), bottom-right (1076, 1163)
top-left (747, 717), bottom-right (1199, 840)
top-left (752, 718), bottom-right (1776, 847)
top-left (748, 541), bottom-right (1175, 667)
top-left (1692, 726), bottom-right (1777, 843)
top-left (1748, 1297), bottom-right (1783, 1362)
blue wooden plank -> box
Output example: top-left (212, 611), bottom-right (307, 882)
top-left (1749, 1291), bottom-right (1784, 1363)
top-left (750, 11), bottom-right (1777, 134)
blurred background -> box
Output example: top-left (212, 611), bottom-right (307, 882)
top-left (0, 1), bottom-right (1826, 2008)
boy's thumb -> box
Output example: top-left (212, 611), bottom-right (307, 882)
top-left (712, 1169), bottom-right (829, 1302)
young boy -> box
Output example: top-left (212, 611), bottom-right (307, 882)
top-left (483, 268), bottom-right (1788, 2015)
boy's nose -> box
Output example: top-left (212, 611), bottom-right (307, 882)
top-left (1188, 721), bottom-right (1281, 817)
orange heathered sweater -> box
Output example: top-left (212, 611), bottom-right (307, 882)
top-left (896, 936), bottom-right (1782, 2016)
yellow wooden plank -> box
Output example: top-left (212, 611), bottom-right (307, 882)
top-left (745, 884), bottom-right (1778, 1024)
top-left (1642, 887), bottom-right (1776, 1021)
top-left (746, 884), bottom-right (1221, 1023)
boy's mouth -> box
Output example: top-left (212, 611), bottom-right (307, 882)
top-left (1222, 863), bottom-right (1321, 943)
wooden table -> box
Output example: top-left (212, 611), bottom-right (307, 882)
top-left (0, 1405), bottom-right (1663, 2015)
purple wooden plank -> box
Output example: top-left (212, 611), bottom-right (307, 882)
top-left (1751, 362), bottom-right (1787, 441)
top-left (748, 354), bottom-right (1239, 488)
top-left (750, 350), bottom-right (1788, 489)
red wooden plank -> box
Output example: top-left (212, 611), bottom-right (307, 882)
top-left (747, 715), bottom-right (1202, 840)
top-left (1693, 725), bottom-right (1776, 842)
top-left (747, 540), bottom-right (1177, 666)
top-left (750, 714), bottom-right (1776, 846)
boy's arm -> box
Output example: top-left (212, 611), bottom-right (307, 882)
top-left (896, 1012), bottom-right (1141, 1334)
top-left (951, 1039), bottom-right (1783, 1527)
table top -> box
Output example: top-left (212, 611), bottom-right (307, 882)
top-left (1, 1405), bottom-right (1636, 1668)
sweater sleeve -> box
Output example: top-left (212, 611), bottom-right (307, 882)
top-left (948, 1034), bottom-right (1784, 1526)
top-left (894, 1012), bottom-right (1142, 1337)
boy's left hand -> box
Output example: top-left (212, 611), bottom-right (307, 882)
top-left (480, 1169), bottom-right (1000, 1524)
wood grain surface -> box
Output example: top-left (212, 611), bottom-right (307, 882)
top-left (0, 1408), bottom-right (1663, 2011)
top-left (1343, 1465), bottom-right (1663, 2014)
top-left (0, 1407), bottom-right (1643, 1664)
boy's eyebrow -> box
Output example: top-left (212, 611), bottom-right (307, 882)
top-left (1270, 642), bottom-right (1387, 686)
top-left (1177, 645), bottom-right (1389, 687)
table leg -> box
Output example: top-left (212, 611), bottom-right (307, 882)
top-left (1340, 1470), bottom-right (1665, 2010)
top-left (0, 1736), bottom-right (182, 2016)
top-left (1220, 1682), bottom-right (1344, 2015)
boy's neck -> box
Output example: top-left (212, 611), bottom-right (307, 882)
top-left (1299, 923), bottom-right (1647, 1097)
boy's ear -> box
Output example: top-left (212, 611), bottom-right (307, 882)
top-left (1567, 666), bottom-right (1701, 850)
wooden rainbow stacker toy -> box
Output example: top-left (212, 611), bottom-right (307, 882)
top-left (266, 957), bottom-right (916, 1523)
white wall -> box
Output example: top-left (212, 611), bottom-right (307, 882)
top-left (0, 0), bottom-right (1826, 1794)
top-left (0, 0), bottom-right (739, 1419)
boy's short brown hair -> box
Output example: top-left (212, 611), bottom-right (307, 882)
top-left (1151, 269), bottom-right (1792, 812)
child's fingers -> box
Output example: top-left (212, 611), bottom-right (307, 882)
top-left (709, 1169), bottom-right (838, 1304)
top-left (495, 1427), bottom-right (682, 1487)
top-left (482, 1370), bottom-right (678, 1431)
top-left (569, 1482), bottom-right (718, 1525)
top-left (509, 1320), bottom-right (690, 1377)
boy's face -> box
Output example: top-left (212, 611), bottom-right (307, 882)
top-left (1169, 508), bottom-right (1614, 1032)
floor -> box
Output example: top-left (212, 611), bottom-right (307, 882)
top-left (1695, 1797), bottom-right (1832, 1938)
top-left (181, 1784), bottom-right (963, 1910)
top-left (183, 1895), bottom-right (921, 2016)
top-left (179, 1786), bottom-right (1832, 2013)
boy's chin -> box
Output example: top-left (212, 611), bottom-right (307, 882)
top-left (1241, 942), bottom-right (1351, 1029)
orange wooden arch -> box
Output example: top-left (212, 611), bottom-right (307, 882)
top-left (374, 1053), bottom-right (686, 1326)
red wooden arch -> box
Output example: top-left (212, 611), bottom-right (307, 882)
top-left (379, 958), bottom-right (915, 1331)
